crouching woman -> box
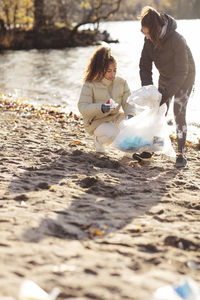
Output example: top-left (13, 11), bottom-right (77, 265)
top-left (78, 46), bottom-right (135, 153)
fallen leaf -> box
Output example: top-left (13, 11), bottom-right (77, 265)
top-left (133, 225), bottom-right (141, 231)
top-left (186, 141), bottom-right (193, 146)
top-left (128, 162), bottom-right (134, 167)
top-left (49, 186), bottom-right (56, 192)
top-left (170, 135), bottom-right (176, 140)
top-left (71, 141), bottom-right (81, 145)
top-left (135, 162), bottom-right (142, 168)
top-left (88, 227), bottom-right (103, 238)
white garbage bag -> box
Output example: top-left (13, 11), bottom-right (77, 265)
top-left (151, 277), bottom-right (200, 300)
top-left (112, 86), bottom-right (175, 157)
top-left (18, 280), bottom-right (60, 300)
top-left (127, 84), bottom-right (162, 109)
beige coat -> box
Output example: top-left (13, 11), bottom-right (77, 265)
top-left (78, 77), bottom-right (135, 135)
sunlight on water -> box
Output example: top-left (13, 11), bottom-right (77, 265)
top-left (0, 20), bottom-right (199, 140)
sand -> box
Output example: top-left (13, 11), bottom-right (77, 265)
top-left (0, 100), bottom-right (200, 300)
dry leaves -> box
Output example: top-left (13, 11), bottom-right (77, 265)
top-left (71, 141), bottom-right (82, 145)
top-left (0, 95), bottom-right (79, 122)
top-left (49, 186), bottom-right (56, 192)
top-left (88, 227), bottom-right (103, 238)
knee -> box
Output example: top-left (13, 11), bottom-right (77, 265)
top-left (106, 126), bottom-right (119, 142)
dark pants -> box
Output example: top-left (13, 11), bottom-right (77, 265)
top-left (166, 84), bottom-right (194, 154)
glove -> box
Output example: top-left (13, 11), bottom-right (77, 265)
top-left (101, 104), bottom-right (110, 113)
top-left (160, 96), bottom-right (168, 106)
top-left (101, 98), bottom-right (117, 113)
top-left (159, 89), bottom-right (171, 116)
top-left (159, 88), bottom-right (169, 107)
top-left (126, 114), bottom-right (133, 120)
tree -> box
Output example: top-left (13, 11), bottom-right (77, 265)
top-left (192, 0), bottom-right (200, 18)
top-left (0, 0), bottom-right (33, 29)
top-left (34, 0), bottom-right (45, 29)
top-left (70, 0), bottom-right (122, 35)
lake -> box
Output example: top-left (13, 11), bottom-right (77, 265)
top-left (0, 20), bottom-right (199, 140)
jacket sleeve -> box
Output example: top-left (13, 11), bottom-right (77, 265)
top-left (161, 34), bottom-right (189, 100)
top-left (139, 39), bottom-right (153, 86)
top-left (121, 80), bottom-right (136, 116)
top-left (78, 82), bottom-right (104, 118)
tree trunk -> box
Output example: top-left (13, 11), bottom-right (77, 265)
top-left (34, 0), bottom-right (45, 29)
top-left (193, 0), bottom-right (200, 18)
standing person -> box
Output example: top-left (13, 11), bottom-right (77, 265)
top-left (139, 6), bottom-right (195, 168)
top-left (78, 45), bottom-right (135, 154)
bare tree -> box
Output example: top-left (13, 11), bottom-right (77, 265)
top-left (71, 0), bottom-right (122, 35)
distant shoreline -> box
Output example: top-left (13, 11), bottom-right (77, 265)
top-left (0, 27), bottom-right (118, 51)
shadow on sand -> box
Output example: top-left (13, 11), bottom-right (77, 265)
top-left (7, 148), bottom-right (180, 242)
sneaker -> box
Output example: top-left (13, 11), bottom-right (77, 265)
top-left (175, 154), bottom-right (187, 168)
top-left (94, 137), bottom-right (105, 153)
top-left (140, 151), bottom-right (153, 159)
top-left (132, 153), bottom-right (142, 163)
top-left (132, 152), bottom-right (153, 162)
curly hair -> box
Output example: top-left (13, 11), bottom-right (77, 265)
top-left (140, 6), bottom-right (165, 48)
top-left (83, 46), bottom-right (116, 82)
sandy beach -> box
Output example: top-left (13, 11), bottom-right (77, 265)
top-left (0, 98), bottom-right (200, 300)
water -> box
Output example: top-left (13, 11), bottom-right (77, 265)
top-left (0, 20), bottom-right (199, 140)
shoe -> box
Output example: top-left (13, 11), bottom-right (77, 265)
top-left (132, 152), bottom-right (153, 162)
top-left (175, 154), bottom-right (187, 168)
top-left (132, 153), bottom-right (142, 163)
top-left (94, 137), bottom-right (105, 153)
top-left (140, 151), bottom-right (153, 159)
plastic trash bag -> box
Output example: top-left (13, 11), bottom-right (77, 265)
top-left (18, 280), bottom-right (60, 300)
top-left (151, 277), bottom-right (200, 300)
top-left (127, 85), bottom-right (162, 110)
top-left (112, 86), bottom-right (175, 157)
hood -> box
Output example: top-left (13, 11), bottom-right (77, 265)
top-left (161, 14), bottom-right (177, 41)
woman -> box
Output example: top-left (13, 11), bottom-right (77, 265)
top-left (139, 6), bottom-right (195, 168)
top-left (78, 46), bottom-right (135, 153)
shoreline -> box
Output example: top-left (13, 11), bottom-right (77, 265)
top-left (0, 98), bottom-right (200, 299)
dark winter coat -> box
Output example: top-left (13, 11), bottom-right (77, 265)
top-left (139, 14), bottom-right (195, 101)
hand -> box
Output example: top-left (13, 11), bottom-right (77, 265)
top-left (159, 95), bottom-right (171, 108)
top-left (158, 88), bottom-right (168, 107)
top-left (159, 96), bottom-right (167, 106)
top-left (101, 98), bottom-right (117, 113)
top-left (101, 104), bottom-right (110, 113)
top-left (126, 114), bottom-right (133, 120)
top-left (159, 94), bottom-right (170, 116)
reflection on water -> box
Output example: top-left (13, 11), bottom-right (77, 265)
top-left (0, 48), bottom-right (92, 109)
top-left (0, 20), bottom-right (199, 129)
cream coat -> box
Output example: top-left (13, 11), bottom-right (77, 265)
top-left (78, 77), bottom-right (135, 135)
